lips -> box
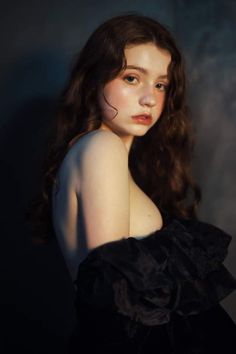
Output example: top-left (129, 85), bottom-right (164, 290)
top-left (131, 113), bottom-right (153, 125)
top-left (132, 113), bottom-right (152, 120)
top-left (132, 115), bottom-right (152, 120)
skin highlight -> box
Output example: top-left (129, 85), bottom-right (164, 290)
top-left (99, 43), bottom-right (171, 153)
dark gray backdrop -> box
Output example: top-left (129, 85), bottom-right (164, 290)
top-left (0, 0), bottom-right (235, 352)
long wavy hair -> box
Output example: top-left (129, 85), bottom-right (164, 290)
top-left (27, 14), bottom-right (201, 242)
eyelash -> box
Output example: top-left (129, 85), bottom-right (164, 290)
top-left (123, 75), bottom-right (168, 92)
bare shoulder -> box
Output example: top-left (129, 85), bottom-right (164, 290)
top-left (52, 129), bottom-right (130, 276)
top-left (72, 129), bottom-right (127, 161)
top-left (73, 130), bottom-right (130, 249)
top-left (58, 130), bottom-right (127, 188)
top-left (78, 129), bottom-right (129, 183)
top-left (66, 130), bottom-right (127, 179)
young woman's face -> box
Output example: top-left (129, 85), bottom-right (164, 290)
top-left (99, 42), bottom-right (171, 142)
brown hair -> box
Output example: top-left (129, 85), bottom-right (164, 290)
top-left (27, 13), bottom-right (201, 241)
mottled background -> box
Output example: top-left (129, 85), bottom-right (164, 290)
top-left (0, 0), bottom-right (235, 352)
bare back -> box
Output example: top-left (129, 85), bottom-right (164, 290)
top-left (52, 130), bottom-right (163, 280)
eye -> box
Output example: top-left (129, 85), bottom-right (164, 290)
top-left (155, 83), bottom-right (168, 92)
top-left (123, 75), bottom-right (138, 84)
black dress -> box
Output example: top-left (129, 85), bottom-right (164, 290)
top-left (68, 212), bottom-right (236, 353)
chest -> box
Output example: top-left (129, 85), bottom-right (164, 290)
top-left (129, 175), bottom-right (163, 237)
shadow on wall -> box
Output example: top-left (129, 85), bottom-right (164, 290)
top-left (0, 97), bottom-right (55, 216)
top-left (0, 53), bottom-right (77, 353)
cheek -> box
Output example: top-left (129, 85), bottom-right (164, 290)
top-left (157, 93), bottom-right (166, 109)
top-left (104, 82), bottom-right (133, 108)
top-left (100, 82), bottom-right (131, 120)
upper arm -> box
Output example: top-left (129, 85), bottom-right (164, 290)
top-left (79, 132), bottom-right (130, 250)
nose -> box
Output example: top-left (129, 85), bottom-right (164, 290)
top-left (139, 86), bottom-right (157, 108)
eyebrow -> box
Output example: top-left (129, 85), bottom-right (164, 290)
top-left (125, 65), bottom-right (169, 80)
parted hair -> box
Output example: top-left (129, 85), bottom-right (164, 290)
top-left (27, 13), bottom-right (201, 241)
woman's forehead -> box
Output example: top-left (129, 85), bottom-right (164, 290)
top-left (123, 43), bottom-right (171, 77)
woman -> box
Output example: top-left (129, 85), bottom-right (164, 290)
top-left (31, 14), bottom-right (236, 353)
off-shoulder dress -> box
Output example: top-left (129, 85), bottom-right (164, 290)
top-left (68, 211), bottom-right (236, 353)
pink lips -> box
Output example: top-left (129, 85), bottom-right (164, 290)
top-left (131, 114), bottom-right (152, 125)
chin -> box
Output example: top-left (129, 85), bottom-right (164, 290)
top-left (131, 126), bottom-right (151, 135)
top-left (134, 130), bottom-right (149, 137)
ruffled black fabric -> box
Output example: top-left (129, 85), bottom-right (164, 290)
top-left (71, 216), bottom-right (236, 353)
top-left (75, 218), bottom-right (236, 325)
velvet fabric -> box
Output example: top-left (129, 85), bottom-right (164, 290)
top-left (69, 213), bottom-right (236, 353)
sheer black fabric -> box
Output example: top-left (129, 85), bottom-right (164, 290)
top-left (69, 214), bottom-right (236, 353)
